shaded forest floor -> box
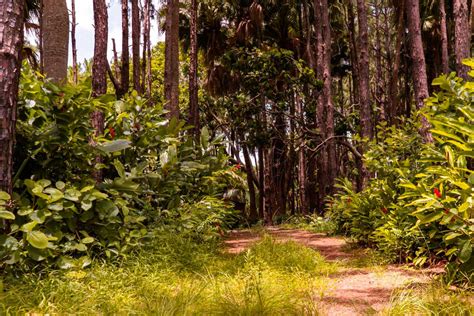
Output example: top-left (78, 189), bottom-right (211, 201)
top-left (225, 227), bottom-right (448, 315)
top-left (1, 227), bottom-right (472, 315)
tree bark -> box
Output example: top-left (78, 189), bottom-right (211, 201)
top-left (189, 0), bottom-right (200, 136)
top-left (71, 0), bottom-right (78, 84)
top-left (120, 0), bottom-right (130, 97)
top-left (405, 0), bottom-right (433, 142)
top-left (242, 141), bottom-right (258, 222)
top-left (142, 0), bottom-right (151, 97)
top-left (440, 0), bottom-right (450, 74)
top-left (314, 0), bottom-right (336, 203)
top-left (0, 0), bottom-right (25, 194)
top-left (356, 0), bottom-right (373, 140)
top-left (165, 0), bottom-right (180, 119)
top-left (42, 0), bottom-right (69, 83)
top-left (91, 0), bottom-right (108, 182)
top-left (131, 0), bottom-right (141, 93)
top-left (454, 0), bottom-right (471, 79)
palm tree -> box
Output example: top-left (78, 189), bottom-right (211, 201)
top-left (0, 0), bottom-right (27, 193)
top-left (42, 0), bottom-right (69, 83)
top-left (164, 0), bottom-right (180, 119)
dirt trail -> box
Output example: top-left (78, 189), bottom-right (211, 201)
top-left (224, 227), bottom-right (442, 316)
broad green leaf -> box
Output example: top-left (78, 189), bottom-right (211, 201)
top-left (97, 139), bottom-right (131, 153)
top-left (418, 211), bottom-right (444, 224)
top-left (459, 240), bottom-right (472, 263)
top-left (0, 191), bottom-right (10, 200)
top-left (27, 231), bottom-right (49, 249)
top-left (0, 211), bottom-right (15, 220)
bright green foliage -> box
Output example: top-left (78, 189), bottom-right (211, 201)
top-left (0, 178), bottom-right (145, 269)
top-left (328, 62), bottom-right (474, 285)
top-left (1, 64), bottom-right (241, 270)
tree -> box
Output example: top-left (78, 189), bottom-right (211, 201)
top-left (164, 0), bottom-right (180, 119)
top-left (189, 0), bottom-right (200, 136)
top-left (0, 0), bottom-right (26, 193)
top-left (356, 0), bottom-right (372, 140)
top-left (314, 0), bottom-right (337, 200)
top-left (42, 0), bottom-right (69, 83)
top-left (453, 0), bottom-right (471, 79)
top-left (131, 0), bottom-right (141, 93)
top-left (405, 0), bottom-right (432, 142)
top-left (120, 0), bottom-right (130, 96)
top-left (91, 0), bottom-right (108, 182)
top-left (71, 0), bottom-right (78, 84)
top-left (439, 0), bottom-right (449, 74)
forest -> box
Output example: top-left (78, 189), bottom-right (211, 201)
top-left (0, 0), bottom-right (473, 314)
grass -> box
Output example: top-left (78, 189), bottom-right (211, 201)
top-left (384, 282), bottom-right (473, 315)
top-left (0, 234), bottom-right (335, 315)
top-left (1, 231), bottom-right (472, 315)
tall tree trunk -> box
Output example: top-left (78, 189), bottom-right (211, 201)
top-left (454, 0), bottom-right (471, 79)
top-left (296, 94), bottom-right (308, 214)
top-left (131, 0), bottom-right (141, 93)
top-left (356, 0), bottom-right (373, 140)
top-left (120, 0), bottom-right (130, 97)
top-left (314, 0), bottom-right (336, 207)
top-left (189, 0), bottom-right (200, 136)
top-left (405, 0), bottom-right (433, 142)
top-left (440, 0), bottom-right (450, 74)
top-left (91, 0), bottom-right (108, 182)
top-left (164, 0), bottom-right (180, 119)
top-left (42, 0), bottom-right (69, 83)
top-left (142, 0), bottom-right (151, 97)
top-left (0, 0), bottom-right (25, 194)
top-left (71, 0), bottom-right (78, 84)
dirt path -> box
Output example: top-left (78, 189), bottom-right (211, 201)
top-left (224, 227), bottom-right (442, 316)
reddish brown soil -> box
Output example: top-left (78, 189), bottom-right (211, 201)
top-left (224, 227), bottom-right (442, 316)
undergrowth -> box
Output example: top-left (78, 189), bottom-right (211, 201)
top-left (0, 234), bottom-right (333, 315)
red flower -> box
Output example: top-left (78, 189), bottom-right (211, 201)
top-left (434, 188), bottom-right (442, 199)
top-left (236, 164), bottom-right (242, 170)
top-left (444, 209), bottom-right (450, 215)
top-left (381, 207), bottom-right (388, 214)
top-left (109, 127), bottom-right (116, 139)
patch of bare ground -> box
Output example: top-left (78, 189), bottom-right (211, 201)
top-left (224, 227), bottom-right (444, 316)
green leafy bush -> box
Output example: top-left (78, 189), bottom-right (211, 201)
top-left (0, 178), bottom-right (147, 270)
top-left (328, 61), bottom-right (474, 285)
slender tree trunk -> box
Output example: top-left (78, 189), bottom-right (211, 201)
top-left (112, 38), bottom-right (120, 79)
top-left (39, 0), bottom-right (44, 73)
top-left (91, 0), bottom-right (108, 182)
top-left (71, 0), bottom-right (78, 84)
top-left (42, 0), bottom-right (69, 83)
top-left (356, 0), bottom-right (373, 140)
top-left (296, 94), bottom-right (308, 214)
top-left (405, 0), bottom-right (433, 142)
top-left (141, 0), bottom-right (151, 96)
top-left (189, 0), bottom-right (200, 136)
top-left (454, 0), bottom-right (471, 79)
top-left (120, 0), bottom-right (130, 97)
top-left (440, 0), bottom-right (450, 74)
top-left (131, 0), bottom-right (141, 93)
top-left (0, 0), bottom-right (25, 194)
top-left (374, 0), bottom-right (385, 122)
top-left (164, 0), bottom-right (180, 119)
top-left (242, 141), bottom-right (258, 222)
top-left (258, 144), bottom-right (265, 219)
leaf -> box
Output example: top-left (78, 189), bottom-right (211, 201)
top-left (55, 181), bottom-right (66, 190)
top-left (44, 188), bottom-right (64, 202)
top-left (418, 211), bottom-right (444, 224)
top-left (0, 211), bottom-right (15, 220)
top-left (21, 221), bottom-right (38, 232)
top-left (0, 191), bottom-right (11, 200)
top-left (81, 237), bottom-right (94, 244)
top-left (27, 231), bottom-right (49, 249)
top-left (97, 139), bottom-right (131, 153)
top-left (459, 240), bottom-right (472, 263)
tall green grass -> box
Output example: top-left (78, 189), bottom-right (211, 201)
top-left (0, 234), bottom-right (333, 315)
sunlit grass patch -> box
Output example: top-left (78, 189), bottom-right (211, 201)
top-left (0, 234), bottom-right (333, 315)
top-left (385, 281), bottom-right (473, 316)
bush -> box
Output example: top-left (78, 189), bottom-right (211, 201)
top-left (328, 60), bottom-right (474, 285)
